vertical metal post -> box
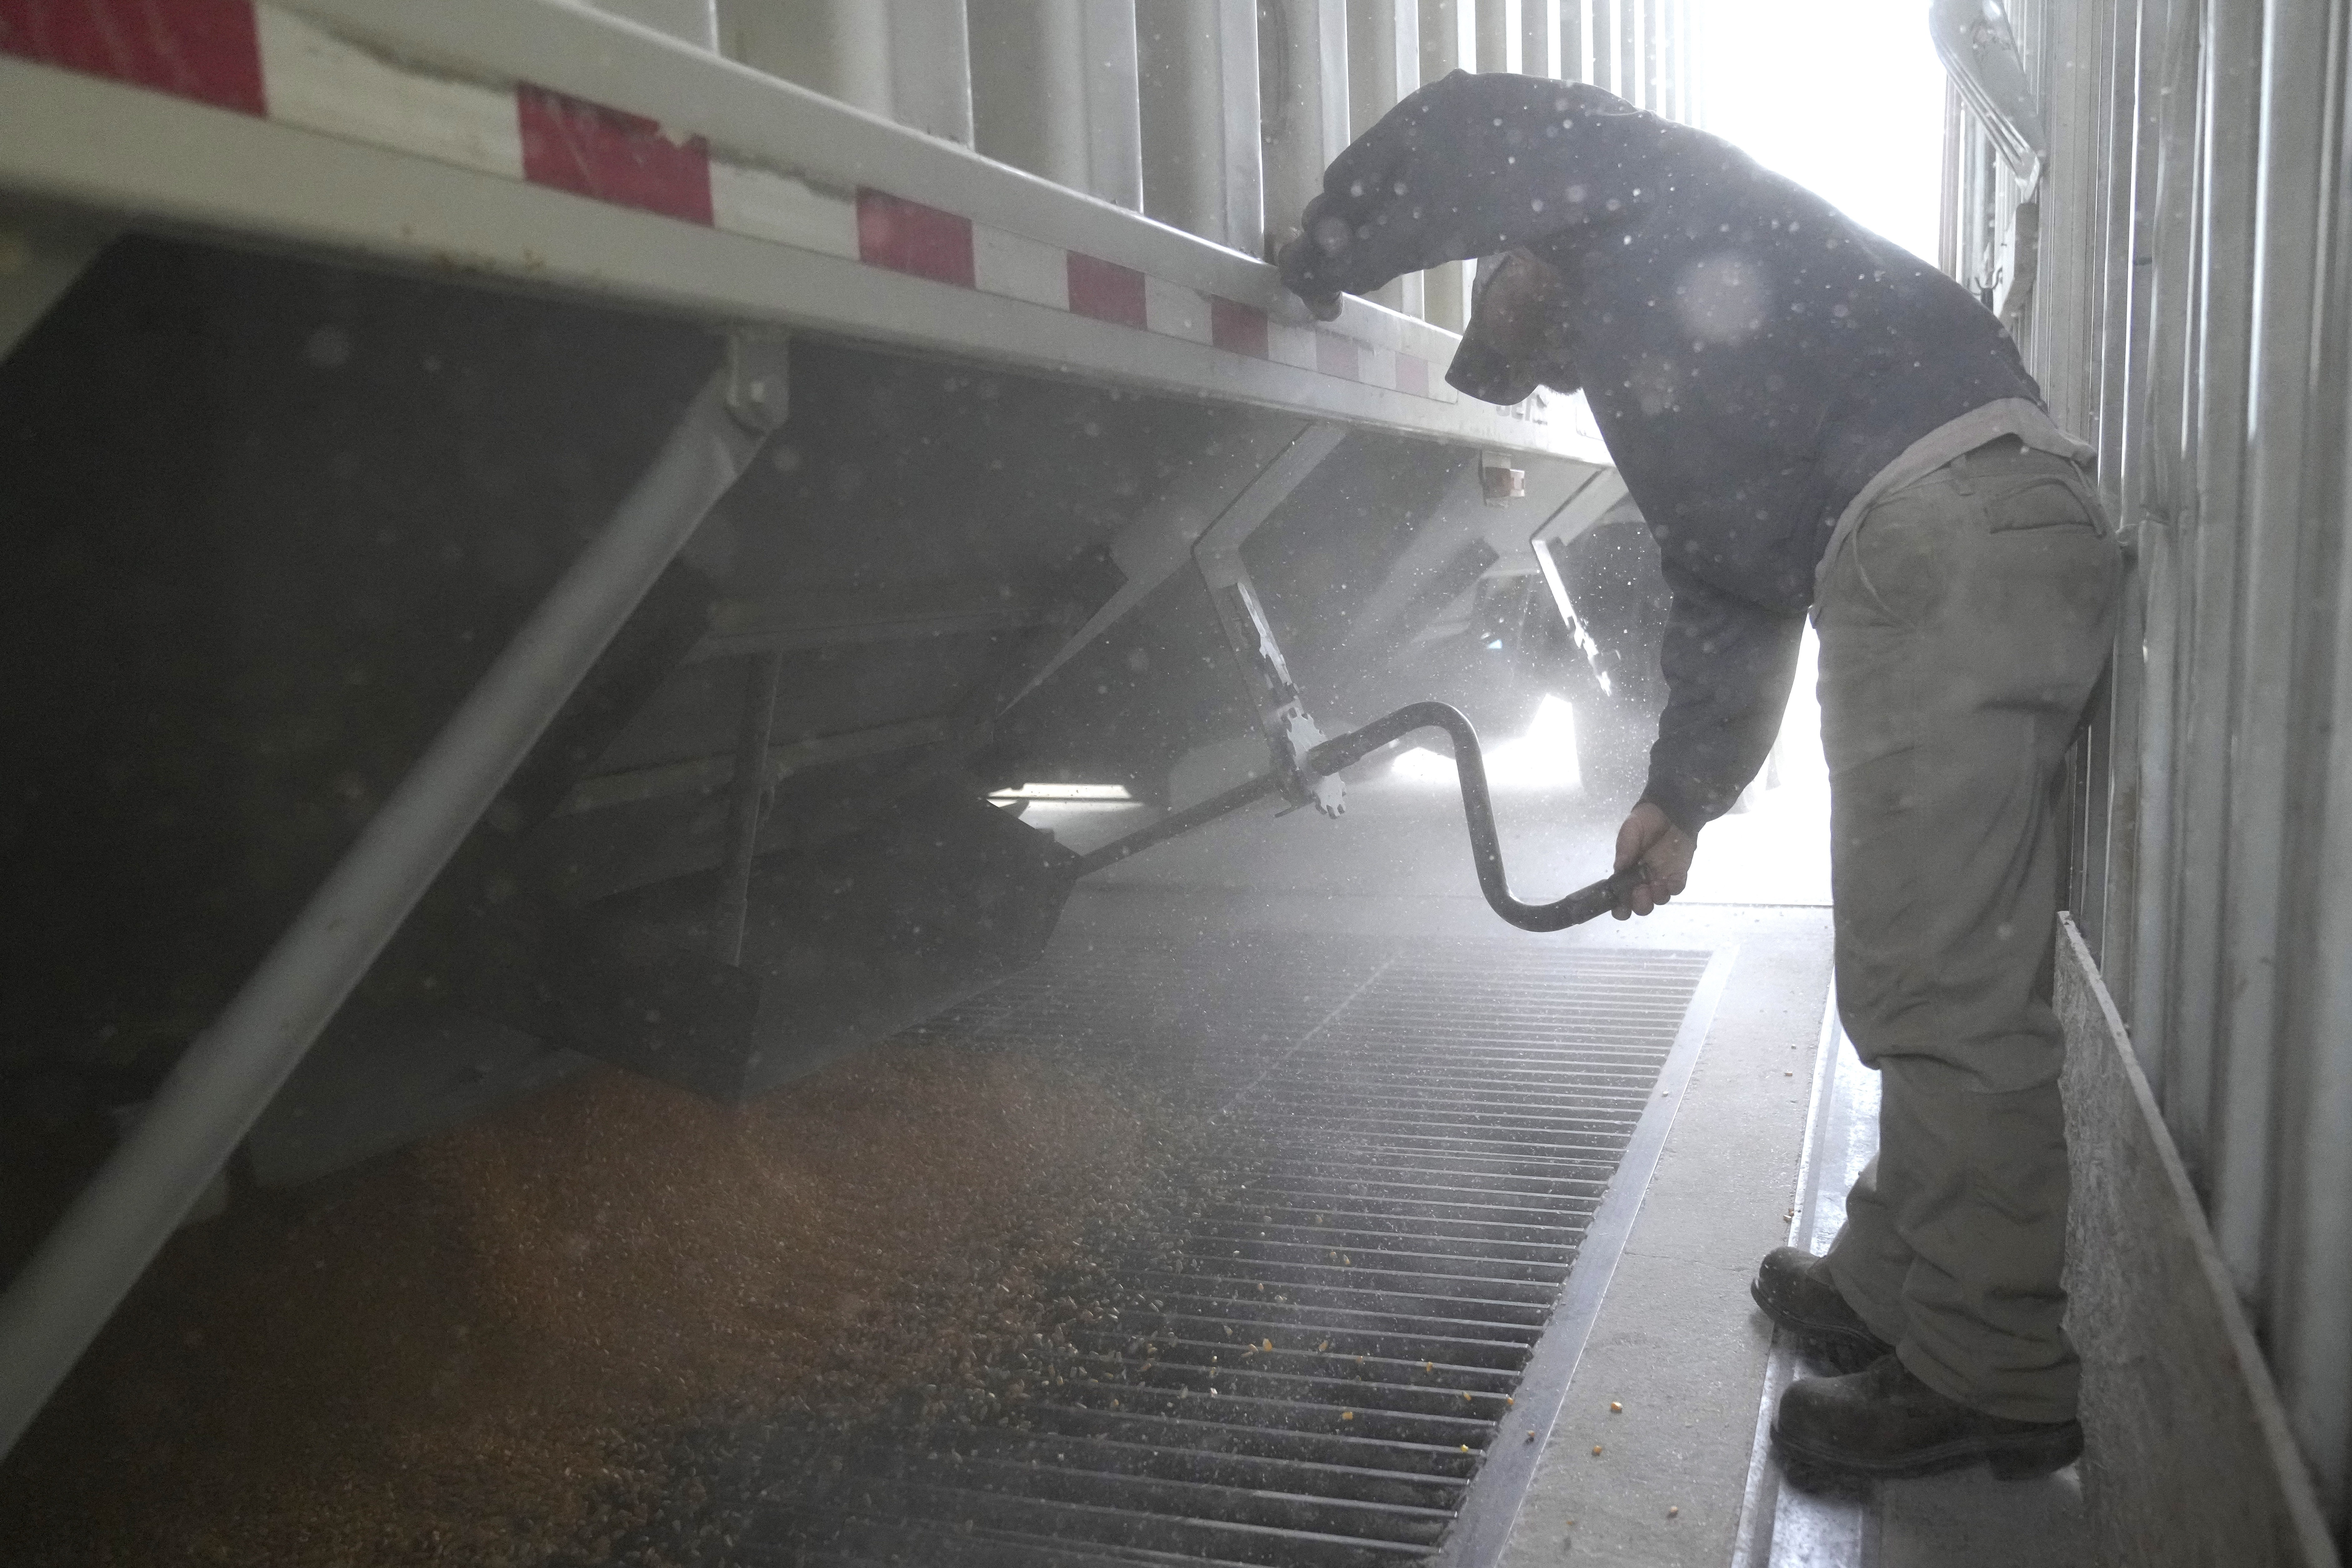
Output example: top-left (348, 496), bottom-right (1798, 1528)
top-left (1651, 0), bottom-right (1666, 114)
top-left (1596, 0), bottom-right (1618, 98)
top-left (2211, 0), bottom-right (2325, 1310)
top-left (1941, 81), bottom-right (1966, 278)
top-left (1213, 0), bottom-right (1269, 255)
top-left (712, 648), bottom-right (784, 965)
top-left (2089, 0), bottom-right (2168, 1017)
top-left (1520, 0), bottom-right (1561, 79)
top-left (721, 0), bottom-right (969, 144)
top-left (2163, 0), bottom-right (2264, 1204)
top-left (1417, 0), bottom-right (1477, 328)
top-left (2242, 0), bottom-right (2349, 1515)
top-left (1420, 0), bottom-right (1478, 84)
top-left (1260, 0), bottom-right (1352, 247)
top-left (1679, 0), bottom-right (1696, 121)
top-left (723, 0), bottom-right (895, 115)
top-left (2124, 0), bottom-right (2206, 1094)
top-left (1622, 0), bottom-right (1644, 108)
top-left (886, 0), bottom-right (976, 145)
top-left (971, 0), bottom-right (1143, 208)
top-left (1660, 0), bottom-right (1680, 117)
top-left (1138, 0), bottom-right (1264, 253)
top-left (1347, 0), bottom-right (1425, 313)
top-left (1476, 0), bottom-right (1522, 73)
top-left (0, 366), bottom-right (769, 1463)
top-left (1077, 0), bottom-right (1146, 208)
top-left (1646, 0), bottom-right (1663, 110)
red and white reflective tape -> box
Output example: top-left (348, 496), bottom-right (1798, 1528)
top-left (0, 0), bottom-right (266, 115)
top-left (0, 0), bottom-right (1452, 402)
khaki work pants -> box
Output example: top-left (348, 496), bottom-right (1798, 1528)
top-left (1814, 439), bottom-right (2122, 1425)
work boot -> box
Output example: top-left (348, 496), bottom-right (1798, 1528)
top-left (1750, 1246), bottom-right (1894, 1374)
top-left (1773, 1355), bottom-right (2083, 1486)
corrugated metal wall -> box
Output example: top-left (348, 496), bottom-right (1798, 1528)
top-left (1954, 0), bottom-right (2352, 1543)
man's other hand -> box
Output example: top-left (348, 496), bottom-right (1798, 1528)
top-left (1612, 802), bottom-right (1696, 919)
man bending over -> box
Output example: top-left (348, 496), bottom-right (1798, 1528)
top-left (1280, 70), bottom-right (2118, 1484)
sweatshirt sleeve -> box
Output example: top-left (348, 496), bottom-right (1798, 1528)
top-left (1641, 558), bottom-right (1806, 834)
top-left (1277, 72), bottom-right (1646, 313)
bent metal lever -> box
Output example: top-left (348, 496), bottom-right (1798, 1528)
top-left (1305, 701), bottom-right (1644, 931)
top-left (1071, 700), bottom-right (1646, 933)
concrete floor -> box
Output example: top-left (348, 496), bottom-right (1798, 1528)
top-left (1033, 735), bottom-right (2088, 1568)
top-left (1498, 905), bottom-right (1832, 1568)
top-left (1728, 1027), bottom-right (2092, 1568)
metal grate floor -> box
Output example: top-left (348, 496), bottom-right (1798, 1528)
top-left (735, 936), bottom-right (1722, 1568)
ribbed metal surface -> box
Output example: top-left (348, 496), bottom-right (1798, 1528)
top-left (748, 938), bottom-right (1712, 1567)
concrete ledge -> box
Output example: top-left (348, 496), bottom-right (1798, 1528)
top-left (2058, 915), bottom-right (2339, 1567)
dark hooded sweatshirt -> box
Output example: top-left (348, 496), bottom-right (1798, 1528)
top-left (1280, 72), bottom-right (2046, 832)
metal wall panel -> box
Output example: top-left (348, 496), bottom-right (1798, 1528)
top-left (1964, 0), bottom-right (2352, 1541)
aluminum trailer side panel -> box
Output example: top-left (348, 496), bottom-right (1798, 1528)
top-left (0, 0), bottom-right (1607, 462)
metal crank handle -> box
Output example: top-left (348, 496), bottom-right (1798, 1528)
top-left (1072, 700), bottom-right (1649, 932)
top-left (1305, 701), bottom-right (1647, 933)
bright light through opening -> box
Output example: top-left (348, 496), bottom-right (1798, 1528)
top-left (990, 782), bottom-right (1134, 801)
top-left (1693, 0), bottom-right (1945, 265)
top-left (1391, 694), bottom-right (1582, 792)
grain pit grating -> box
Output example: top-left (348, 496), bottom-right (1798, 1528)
top-left (735, 937), bottom-right (1721, 1568)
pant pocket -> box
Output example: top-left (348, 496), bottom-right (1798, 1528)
top-left (1978, 469), bottom-right (2106, 535)
top-left (1844, 500), bottom-right (1952, 629)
